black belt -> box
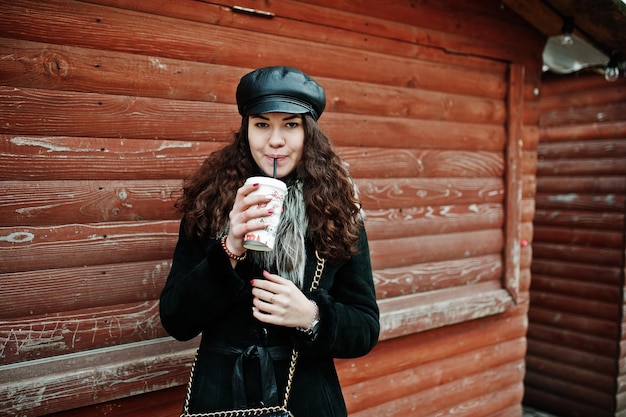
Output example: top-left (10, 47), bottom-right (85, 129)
top-left (202, 340), bottom-right (291, 408)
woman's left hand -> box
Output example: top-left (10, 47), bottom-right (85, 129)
top-left (251, 271), bottom-right (317, 329)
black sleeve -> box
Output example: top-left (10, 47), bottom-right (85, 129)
top-left (159, 220), bottom-right (248, 341)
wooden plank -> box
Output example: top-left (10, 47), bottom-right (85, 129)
top-left (522, 153), bottom-right (538, 183)
top-left (540, 121), bottom-right (626, 142)
top-left (524, 385), bottom-right (613, 417)
top-left (0, 259), bottom-right (172, 319)
top-left (0, 0), bottom-right (508, 99)
top-left (533, 208), bottom-right (624, 230)
top-left (351, 362), bottom-right (523, 417)
top-left (0, 37), bottom-right (244, 103)
top-left (0, 281), bottom-right (514, 365)
top-left (529, 306), bottom-right (618, 339)
top-left (531, 258), bottom-right (622, 286)
top-left (524, 369), bottom-right (613, 409)
top-left (342, 338), bottom-right (525, 413)
top-left (0, 135), bottom-right (221, 181)
top-left (0, 86), bottom-right (236, 141)
top-left (298, 0), bottom-right (544, 63)
top-left (532, 241), bottom-right (623, 266)
top-left (1, 180), bottom-right (504, 237)
top-left (536, 175), bottom-right (626, 193)
top-left (530, 291), bottom-right (620, 321)
top-left (368, 229), bottom-right (503, 270)
top-left (541, 102), bottom-right (626, 127)
top-left (0, 136), bottom-right (504, 181)
top-left (537, 157), bottom-right (626, 176)
top-left (533, 225), bottom-right (624, 248)
top-left (0, 1), bottom-right (537, 416)
top-left (373, 254), bottom-right (501, 299)
top-left (519, 268), bottom-right (532, 293)
top-left (358, 178), bottom-right (504, 211)
top-left (363, 203), bottom-right (503, 240)
top-left (504, 63), bottom-right (524, 303)
top-left (80, 0), bottom-right (512, 74)
top-left (424, 382), bottom-right (523, 417)
top-left (0, 37), bottom-right (507, 125)
top-left (0, 301), bottom-right (167, 364)
top-left (540, 72), bottom-right (626, 97)
top-left (535, 192), bottom-right (625, 212)
top-left (336, 308), bottom-right (528, 386)
top-left (527, 322), bottom-right (617, 356)
top-left (0, 86), bottom-right (507, 150)
top-left (0, 308), bottom-right (527, 416)
top-left (338, 148), bottom-right (504, 178)
top-left (532, 66), bottom-right (624, 413)
top-left (527, 338), bottom-right (615, 374)
top-left (522, 125), bottom-right (540, 150)
top-left (485, 403), bottom-right (523, 417)
top-left (0, 221), bottom-right (179, 273)
top-left (530, 274), bottom-right (620, 303)
top-left (0, 337), bottom-right (199, 417)
top-left (378, 282), bottom-right (514, 340)
top-left (521, 199), bottom-right (536, 222)
top-left (44, 385), bottom-right (187, 417)
top-left (0, 223), bottom-right (501, 290)
top-left (1, 180), bottom-right (181, 226)
top-left (537, 139), bottom-right (626, 159)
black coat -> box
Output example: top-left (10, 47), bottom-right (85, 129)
top-left (159, 221), bottom-right (380, 417)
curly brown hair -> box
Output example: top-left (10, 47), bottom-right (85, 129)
top-left (177, 114), bottom-right (362, 262)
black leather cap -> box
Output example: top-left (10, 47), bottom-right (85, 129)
top-left (236, 66), bottom-right (326, 121)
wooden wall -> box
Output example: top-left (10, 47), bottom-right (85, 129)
top-left (526, 73), bottom-right (626, 417)
top-left (0, 1), bottom-right (544, 416)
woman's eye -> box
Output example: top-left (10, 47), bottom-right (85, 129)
top-left (285, 122), bottom-right (299, 128)
top-left (255, 122), bottom-right (269, 128)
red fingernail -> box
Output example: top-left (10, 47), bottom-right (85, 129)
top-left (268, 209), bottom-right (274, 214)
top-left (252, 183), bottom-right (259, 187)
top-left (250, 279), bottom-right (254, 285)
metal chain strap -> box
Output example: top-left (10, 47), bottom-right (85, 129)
top-left (181, 251), bottom-right (325, 417)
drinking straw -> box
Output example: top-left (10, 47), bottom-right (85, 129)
top-left (273, 158), bottom-right (277, 178)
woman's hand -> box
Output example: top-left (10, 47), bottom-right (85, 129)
top-left (251, 271), bottom-right (317, 329)
top-left (224, 182), bottom-right (274, 259)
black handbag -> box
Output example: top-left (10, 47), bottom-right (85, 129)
top-left (180, 252), bottom-right (326, 417)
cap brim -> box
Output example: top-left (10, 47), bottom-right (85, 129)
top-left (243, 95), bottom-right (318, 119)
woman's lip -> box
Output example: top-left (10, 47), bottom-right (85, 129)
top-left (267, 155), bottom-right (285, 161)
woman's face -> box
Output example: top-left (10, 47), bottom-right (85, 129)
top-left (248, 112), bottom-right (305, 178)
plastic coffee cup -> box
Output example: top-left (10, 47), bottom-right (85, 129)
top-left (243, 176), bottom-right (287, 251)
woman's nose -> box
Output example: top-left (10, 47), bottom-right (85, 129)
top-left (268, 128), bottom-right (285, 146)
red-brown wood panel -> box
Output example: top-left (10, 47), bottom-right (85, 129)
top-left (527, 73), bottom-right (626, 416)
top-left (0, 0), bottom-right (543, 415)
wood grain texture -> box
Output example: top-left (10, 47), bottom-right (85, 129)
top-left (0, 259), bottom-right (172, 318)
top-left (0, 301), bottom-right (167, 365)
top-left (527, 73), bottom-right (626, 416)
top-left (0, 338), bottom-right (198, 417)
top-left (0, 0), bottom-right (543, 415)
top-left (1, 179), bottom-right (181, 225)
top-left (0, 135), bottom-right (221, 181)
top-left (0, 221), bottom-right (179, 273)
top-left (0, 0), bottom-right (509, 98)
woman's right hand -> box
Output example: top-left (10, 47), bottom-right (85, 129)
top-left (224, 181), bottom-right (273, 257)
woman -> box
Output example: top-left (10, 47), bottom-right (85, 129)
top-left (159, 66), bottom-right (379, 417)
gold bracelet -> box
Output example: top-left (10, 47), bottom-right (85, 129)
top-left (220, 235), bottom-right (246, 262)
